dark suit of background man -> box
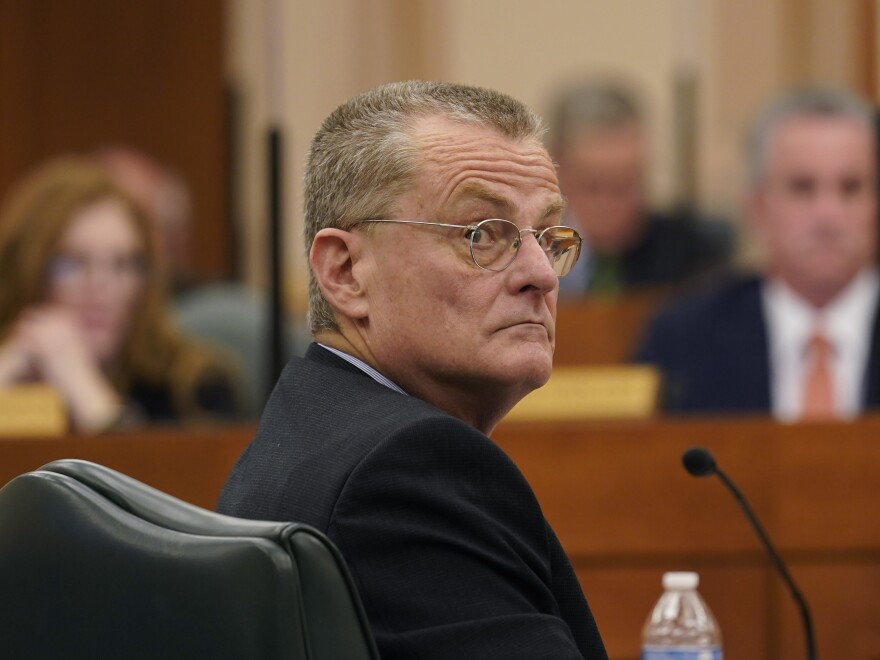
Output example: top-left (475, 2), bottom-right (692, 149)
top-left (637, 87), bottom-right (880, 420)
top-left (218, 81), bottom-right (608, 660)
top-left (546, 79), bottom-right (731, 297)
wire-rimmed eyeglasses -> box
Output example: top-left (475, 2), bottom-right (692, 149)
top-left (356, 218), bottom-right (582, 277)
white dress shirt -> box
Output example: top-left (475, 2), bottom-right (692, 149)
top-left (762, 268), bottom-right (880, 421)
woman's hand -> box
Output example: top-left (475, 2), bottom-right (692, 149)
top-left (0, 335), bottom-right (34, 386)
top-left (12, 307), bottom-right (123, 433)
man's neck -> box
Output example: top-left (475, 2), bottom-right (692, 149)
top-left (401, 378), bottom-right (519, 436)
top-left (314, 330), bottom-right (514, 435)
top-left (768, 271), bottom-right (863, 310)
top-left (313, 330), bottom-right (376, 368)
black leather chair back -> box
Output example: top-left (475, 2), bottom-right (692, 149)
top-left (0, 459), bottom-right (380, 660)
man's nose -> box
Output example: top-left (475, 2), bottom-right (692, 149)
top-left (513, 232), bottom-right (558, 292)
top-left (812, 186), bottom-right (852, 219)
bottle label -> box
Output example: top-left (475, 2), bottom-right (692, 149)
top-left (642, 648), bottom-right (722, 660)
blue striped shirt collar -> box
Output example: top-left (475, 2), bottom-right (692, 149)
top-left (317, 343), bottom-right (408, 396)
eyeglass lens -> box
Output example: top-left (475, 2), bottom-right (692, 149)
top-left (466, 219), bottom-right (581, 276)
top-left (48, 253), bottom-right (147, 287)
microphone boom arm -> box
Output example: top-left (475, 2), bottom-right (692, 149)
top-left (713, 466), bottom-right (817, 660)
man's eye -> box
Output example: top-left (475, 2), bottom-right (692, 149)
top-left (840, 177), bottom-right (865, 197)
top-left (786, 177), bottom-right (815, 196)
top-left (466, 227), bottom-right (493, 245)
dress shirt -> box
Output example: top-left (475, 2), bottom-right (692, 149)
top-left (317, 343), bottom-right (408, 395)
top-left (762, 268), bottom-right (880, 421)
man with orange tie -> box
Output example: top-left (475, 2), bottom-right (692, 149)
top-left (636, 87), bottom-right (879, 420)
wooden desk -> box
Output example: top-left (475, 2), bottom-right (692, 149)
top-left (493, 416), bottom-right (880, 660)
top-left (554, 290), bottom-right (667, 365)
top-left (1, 417), bottom-right (878, 659)
top-left (0, 425), bottom-right (255, 509)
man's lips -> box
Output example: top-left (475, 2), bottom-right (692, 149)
top-left (499, 318), bottom-right (546, 327)
top-left (498, 319), bottom-right (553, 336)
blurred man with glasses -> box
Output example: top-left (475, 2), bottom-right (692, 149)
top-left (219, 81), bottom-right (608, 660)
top-left (548, 79), bottom-right (732, 296)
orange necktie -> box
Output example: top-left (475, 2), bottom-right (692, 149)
top-left (801, 332), bottom-right (835, 420)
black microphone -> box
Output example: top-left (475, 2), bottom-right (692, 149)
top-left (682, 446), bottom-right (817, 660)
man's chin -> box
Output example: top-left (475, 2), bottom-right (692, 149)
top-left (480, 334), bottom-right (554, 391)
top-left (804, 269), bottom-right (861, 299)
top-left (509, 355), bottom-right (554, 393)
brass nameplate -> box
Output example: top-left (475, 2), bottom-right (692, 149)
top-left (0, 385), bottom-right (67, 437)
top-left (506, 366), bottom-right (660, 421)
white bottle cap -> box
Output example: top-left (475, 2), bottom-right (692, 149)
top-left (662, 571), bottom-right (699, 590)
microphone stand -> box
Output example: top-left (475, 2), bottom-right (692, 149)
top-left (712, 465), bottom-right (816, 660)
top-left (684, 447), bottom-right (817, 660)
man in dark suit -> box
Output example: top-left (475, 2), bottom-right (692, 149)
top-left (218, 81), bottom-right (607, 659)
top-left (637, 87), bottom-right (879, 420)
top-left (546, 80), bottom-right (731, 297)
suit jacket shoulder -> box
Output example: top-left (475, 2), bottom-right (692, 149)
top-left (218, 344), bottom-right (607, 660)
top-left (634, 274), bottom-right (771, 413)
top-left (621, 211), bottom-right (733, 287)
top-left (218, 345), bottom-right (462, 527)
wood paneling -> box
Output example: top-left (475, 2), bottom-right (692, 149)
top-left (0, 0), bottom-right (229, 279)
top-left (0, 425), bottom-right (254, 509)
top-left (554, 291), bottom-right (668, 366)
top-left (492, 416), bottom-right (880, 659)
top-left (859, 0), bottom-right (878, 100)
top-left (2, 416), bottom-right (879, 658)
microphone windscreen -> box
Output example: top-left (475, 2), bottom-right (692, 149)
top-left (682, 446), bottom-right (716, 477)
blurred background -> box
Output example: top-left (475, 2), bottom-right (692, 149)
top-left (2, 5), bottom-right (879, 656)
top-left (1, 0), bottom-right (878, 403)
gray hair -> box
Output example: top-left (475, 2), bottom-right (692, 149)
top-left (746, 86), bottom-right (876, 188)
top-left (546, 79), bottom-right (642, 153)
top-left (304, 80), bottom-right (546, 333)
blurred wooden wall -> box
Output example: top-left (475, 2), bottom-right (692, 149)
top-left (0, 0), bottom-right (230, 280)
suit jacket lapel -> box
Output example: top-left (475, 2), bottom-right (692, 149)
top-left (716, 278), bottom-right (772, 410)
top-left (862, 303), bottom-right (880, 407)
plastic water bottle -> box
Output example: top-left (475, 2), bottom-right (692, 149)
top-left (641, 571), bottom-right (722, 659)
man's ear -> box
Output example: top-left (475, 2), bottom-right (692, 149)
top-left (310, 228), bottom-right (369, 320)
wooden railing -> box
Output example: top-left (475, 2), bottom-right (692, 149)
top-left (493, 415), bottom-right (880, 660)
top-left (0, 424), bottom-right (254, 510)
top-left (554, 290), bottom-right (668, 365)
top-left (2, 415), bottom-right (878, 659)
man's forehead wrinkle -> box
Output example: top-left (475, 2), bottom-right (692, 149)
top-left (426, 154), bottom-right (560, 192)
top-left (420, 138), bottom-right (551, 167)
top-left (434, 168), bottom-right (560, 213)
top-left (412, 125), bottom-right (561, 218)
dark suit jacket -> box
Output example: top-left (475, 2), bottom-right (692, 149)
top-left (635, 274), bottom-right (880, 413)
top-left (619, 211), bottom-right (732, 289)
top-left (218, 344), bottom-right (607, 660)
top-left (559, 211), bottom-right (733, 298)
